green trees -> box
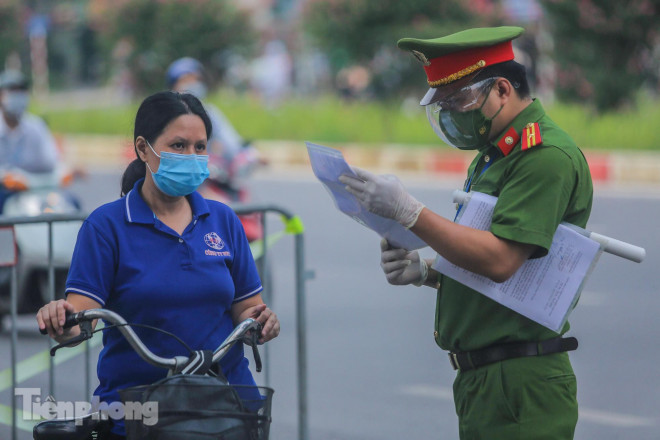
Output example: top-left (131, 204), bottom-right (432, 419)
top-left (95, 0), bottom-right (255, 93)
top-left (302, 0), bottom-right (482, 98)
top-left (0, 1), bottom-right (23, 71)
top-left (303, 0), bottom-right (659, 112)
top-left (539, 0), bottom-right (660, 112)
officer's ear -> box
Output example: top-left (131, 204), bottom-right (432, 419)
top-left (493, 77), bottom-right (514, 105)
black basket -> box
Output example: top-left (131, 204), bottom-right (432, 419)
top-left (118, 374), bottom-right (273, 440)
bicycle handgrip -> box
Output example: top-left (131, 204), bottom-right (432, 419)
top-left (39, 312), bottom-right (81, 335)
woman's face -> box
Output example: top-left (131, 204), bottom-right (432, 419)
top-left (144, 114), bottom-right (208, 171)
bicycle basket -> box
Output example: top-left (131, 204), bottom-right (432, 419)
top-left (118, 374), bottom-right (273, 440)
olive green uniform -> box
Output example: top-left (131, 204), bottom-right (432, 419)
top-left (436, 99), bottom-right (593, 439)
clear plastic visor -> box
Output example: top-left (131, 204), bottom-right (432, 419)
top-left (424, 78), bottom-right (496, 148)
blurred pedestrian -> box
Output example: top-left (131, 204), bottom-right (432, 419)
top-left (340, 26), bottom-right (592, 439)
top-left (249, 39), bottom-right (292, 109)
top-left (166, 57), bottom-right (264, 242)
top-left (166, 57), bottom-right (246, 170)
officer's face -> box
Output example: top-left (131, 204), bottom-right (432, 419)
top-left (480, 78), bottom-right (514, 140)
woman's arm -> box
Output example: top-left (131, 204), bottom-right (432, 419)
top-left (231, 293), bottom-right (280, 344)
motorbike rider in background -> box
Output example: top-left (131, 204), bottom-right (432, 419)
top-left (166, 57), bottom-right (264, 241)
top-left (0, 69), bottom-right (61, 213)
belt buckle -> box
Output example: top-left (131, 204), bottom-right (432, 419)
top-left (448, 352), bottom-right (460, 370)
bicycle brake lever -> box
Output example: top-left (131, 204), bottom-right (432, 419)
top-left (242, 324), bottom-right (263, 372)
top-left (49, 320), bottom-right (94, 356)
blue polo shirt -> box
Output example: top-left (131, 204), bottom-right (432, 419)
top-left (65, 179), bottom-right (262, 419)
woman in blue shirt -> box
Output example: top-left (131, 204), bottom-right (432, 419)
top-left (36, 91), bottom-right (279, 438)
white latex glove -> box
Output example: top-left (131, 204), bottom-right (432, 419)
top-left (339, 167), bottom-right (425, 228)
top-left (380, 239), bottom-right (428, 286)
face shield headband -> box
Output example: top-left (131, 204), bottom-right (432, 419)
top-left (424, 77), bottom-right (502, 150)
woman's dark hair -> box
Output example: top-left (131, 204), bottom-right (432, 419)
top-left (478, 60), bottom-right (530, 99)
top-left (120, 91), bottom-right (212, 196)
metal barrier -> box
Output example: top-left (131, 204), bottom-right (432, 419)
top-left (0, 213), bottom-right (87, 440)
top-left (0, 204), bottom-right (311, 440)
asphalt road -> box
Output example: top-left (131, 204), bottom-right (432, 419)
top-left (1, 168), bottom-right (658, 440)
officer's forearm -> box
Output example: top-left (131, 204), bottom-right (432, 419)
top-left (410, 208), bottom-right (535, 283)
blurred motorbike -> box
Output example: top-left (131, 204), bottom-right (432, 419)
top-left (198, 144), bottom-right (264, 242)
top-left (198, 145), bottom-right (273, 290)
top-left (0, 166), bottom-right (83, 319)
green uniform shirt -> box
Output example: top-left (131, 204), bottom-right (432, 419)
top-left (435, 99), bottom-right (593, 352)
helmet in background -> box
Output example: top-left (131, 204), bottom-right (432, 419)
top-left (165, 57), bottom-right (204, 88)
top-left (0, 70), bottom-right (29, 90)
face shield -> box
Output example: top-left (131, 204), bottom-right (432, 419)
top-left (424, 77), bottom-right (500, 150)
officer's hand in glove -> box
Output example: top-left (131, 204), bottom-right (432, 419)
top-left (380, 239), bottom-right (428, 286)
top-left (339, 167), bottom-right (425, 228)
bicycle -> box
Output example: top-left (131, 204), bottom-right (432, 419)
top-left (33, 308), bottom-right (273, 440)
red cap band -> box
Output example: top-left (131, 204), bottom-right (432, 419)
top-left (423, 41), bottom-right (515, 87)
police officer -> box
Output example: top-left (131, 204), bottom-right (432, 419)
top-left (340, 26), bottom-right (592, 439)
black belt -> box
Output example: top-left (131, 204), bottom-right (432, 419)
top-left (448, 336), bottom-right (578, 372)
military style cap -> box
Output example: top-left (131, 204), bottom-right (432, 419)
top-left (397, 26), bottom-right (524, 105)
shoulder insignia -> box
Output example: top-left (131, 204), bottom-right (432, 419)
top-left (522, 122), bottom-right (542, 151)
top-left (496, 126), bottom-right (519, 156)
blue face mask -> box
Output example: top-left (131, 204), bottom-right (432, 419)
top-left (146, 141), bottom-right (210, 196)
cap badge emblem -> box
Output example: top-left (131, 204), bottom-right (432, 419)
top-left (411, 50), bottom-right (431, 66)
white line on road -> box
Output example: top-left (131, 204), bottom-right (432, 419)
top-left (400, 384), bottom-right (656, 428)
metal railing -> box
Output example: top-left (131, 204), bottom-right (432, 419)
top-left (1, 204), bottom-right (311, 440)
top-left (0, 213), bottom-right (87, 440)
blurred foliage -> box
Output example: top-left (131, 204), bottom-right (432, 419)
top-left (301, 0), bottom-right (485, 98)
top-left (0, 0), bottom-right (24, 69)
top-left (92, 0), bottom-right (255, 93)
top-left (539, 0), bottom-right (660, 112)
top-left (33, 90), bottom-right (660, 150)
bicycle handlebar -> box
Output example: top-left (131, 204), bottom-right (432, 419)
top-left (41, 309), bottom-right (262, 374)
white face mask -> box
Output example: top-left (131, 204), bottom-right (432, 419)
top-left (182, 81), bottom-right (207, 100)
top-left (2, 91), bottom-right (29, 118)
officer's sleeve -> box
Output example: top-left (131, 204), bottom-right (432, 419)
top-left (491, 146), bottom-right (576, 257)
top-left (64, 220), bottom-right (116, 306)
top-left (227, 212), bottom-right (263, 303)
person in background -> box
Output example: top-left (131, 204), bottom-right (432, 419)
top-left (0, 69), bottom-right (60, 212)
top-left (166, 57), bottom-right (251, 185)
top-left (166, 57), bottom-right (264, 242)
top-left (340, 26), bottom-right (592, 439)
top-left (37, 91), bottom-right (279, 439)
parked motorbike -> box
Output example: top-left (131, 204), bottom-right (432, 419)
top-left (0, 166), bottom-right (83, 319)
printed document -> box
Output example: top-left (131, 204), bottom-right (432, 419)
top-left (432, 192), bottom-right (603, 332)
top-left (306, 142), bottom-right (426, 250)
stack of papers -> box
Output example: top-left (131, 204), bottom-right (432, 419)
top-left (432, 192), bottom-right (603, 332)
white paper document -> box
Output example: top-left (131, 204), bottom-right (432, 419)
top-left (432, 192), bottom-right (603, 332)
top-left (305, 142), bottom-right (426, 250)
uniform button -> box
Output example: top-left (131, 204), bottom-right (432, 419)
top-left (178, 238), bottom-right (184, 243)
top-left (194, 220), bottom-right (197, 225)
top-left (433, 331), bottom-right (439, 339)
top-left (484, 154), bottom-right (490, 163)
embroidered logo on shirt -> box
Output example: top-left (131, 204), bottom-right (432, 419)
top-left (204, 232), bottom-right (230, 256)
top-left (204, 232), bottom-right (225, 250)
